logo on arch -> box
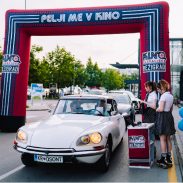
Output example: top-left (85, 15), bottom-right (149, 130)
top-left (142, 51), bottom-right (167, 73)
top-left (2, 54), bottom-right (21, 74)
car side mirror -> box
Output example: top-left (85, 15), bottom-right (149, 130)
top-left (48, 109), bottom-right (52, 114)
top-left (111, 111), bottom-right (117, 116)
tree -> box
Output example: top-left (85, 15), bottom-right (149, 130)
top-left (85, 58), bottom-right (103, 87)
top-left (28, 45), bottom-right (43, 85)
top-left (46, 46), bottom-right (79, 90)
top-left (38, 57), bottom-right (51, 88)
top-left (73, 60), bottom-right (87, 87)
top-left (102, 68), bottom-right (124, 91)
top-left (122, 72), bottom-right (139, 89)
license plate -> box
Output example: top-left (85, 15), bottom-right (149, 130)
top-left (34, 155), bottom-right (63, 163)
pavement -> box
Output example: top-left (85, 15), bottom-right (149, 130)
top-left (172, 105), bottom-right (183, 180)
top-left (26, 99), bottom-right (183, 180)
top-left (26, 99), bottom-right (58, 111)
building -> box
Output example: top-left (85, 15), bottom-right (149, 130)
top-left (170, 38), bottom-right (183, 101)
top-left (111, 38), bottom-right (183, 101)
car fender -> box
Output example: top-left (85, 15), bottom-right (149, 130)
top-left (71, 118), bottom-right (121, 152)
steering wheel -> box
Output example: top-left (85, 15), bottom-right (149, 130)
top-left (88, 109), bottom-right (103, 115)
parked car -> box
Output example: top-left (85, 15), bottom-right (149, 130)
top-left (107, 93), bottom-right (135, 128)
top-left (87, 89), bottom-right (106, 95)
top-left (108, 90), bottom-right (140, 113)
top-left (14, 95), bottom-right (126, 172)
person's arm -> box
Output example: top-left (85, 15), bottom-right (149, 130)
top-left (146, 99), bottom-right (157, 109)
top-left (156, 101), bottom-right (165, 112)
top-left (139, 99), bottom-right (157, 109)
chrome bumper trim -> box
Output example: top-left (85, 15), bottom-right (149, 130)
top-left (14, 145), bottom-right (106, 157)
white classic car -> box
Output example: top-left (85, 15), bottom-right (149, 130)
top-left (14, 95), bottom-right (126, 172)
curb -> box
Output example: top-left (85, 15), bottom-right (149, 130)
top-left (26, 108), bottom-right (50, 111)
top-left (173, 133), bottom-right (183, 181)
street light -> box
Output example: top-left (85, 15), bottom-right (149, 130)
top-left (25, 0), bottom-right (27, 10)
top-left (73, 62), bottom-right (76, 94)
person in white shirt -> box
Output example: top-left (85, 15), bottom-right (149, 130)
top-left (155, 79), bottom-right (176, 169)
top-left (140, 81), bottom-right (157, 123)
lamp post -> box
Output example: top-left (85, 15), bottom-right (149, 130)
top-left (25, 0), bottom-right (27, 10)
top-left (73, 62), bottom-right (76, 94)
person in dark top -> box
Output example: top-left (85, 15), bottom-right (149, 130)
top-left (155, 79), bottom-right (176, 169)
top-left (140, 81), bottom-right (157, 123)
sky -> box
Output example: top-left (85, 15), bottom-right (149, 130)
top-left (0, 0), bottom-right (183, 68)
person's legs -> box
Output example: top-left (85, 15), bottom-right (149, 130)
top-left (166, 135), bottom-right (173, 167)
top-left (160, 135), bottom-right (167, 153)
top-left (157, 135), bottom-right (168, 168)
top-left (166, 135), bottom-right (172, 152)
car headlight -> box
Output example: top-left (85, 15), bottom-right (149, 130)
top-left (81, 135), bottom-right (90, 144)
top-left (90, 132), bottom-right (102, 144)
top-left (78, 132), bottom-right (102, 145)
top-left (16, 130), bottom-right (28, 143)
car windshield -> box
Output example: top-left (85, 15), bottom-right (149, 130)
top-left (122, 91), bottom-right (135, 99)
top-left (54, 99), bottom-right (108, 116)
top-left (114, 95), bottom-right (130, 104)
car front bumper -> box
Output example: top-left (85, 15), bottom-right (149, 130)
top-left (14, 145), bottom-right (106, 164)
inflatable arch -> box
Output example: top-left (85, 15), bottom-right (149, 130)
top-left (0, 1), bottom-right (170, 131)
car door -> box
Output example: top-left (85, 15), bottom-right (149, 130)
top-left (108, 99), bottom-right (125, 148)
top-left (112, 99), bottom-right (126, 141)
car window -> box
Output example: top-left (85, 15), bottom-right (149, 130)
top-left (106, 99), bottom-right (118, 115)
top-left (114, 95), bottom-right (130, 104)
top-left (112, 100), bottom-right (118, 115)
top-left (54, 99), bottom-right (108, 116)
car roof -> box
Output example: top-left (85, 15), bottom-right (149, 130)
top-left (107, 92), bottom-right (129, 97)
top-left (108, 90), bottom-right (135, 97)
top-left (107, 93), bottom-right (131, 99)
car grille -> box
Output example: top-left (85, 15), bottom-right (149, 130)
top-left (26, 146), bottom-right (75, 153)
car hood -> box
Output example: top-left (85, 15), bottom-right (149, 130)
top-left (30, 114), bottom-right (103, 148)
top-left (117, 104), bottom-right (131, 114)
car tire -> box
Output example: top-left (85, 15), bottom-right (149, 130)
top-left (98, 139), bottom-right (112, 172)
top-left (21, 153), bottom-right (36, 167)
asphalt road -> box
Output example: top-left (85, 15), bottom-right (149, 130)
top-left (0, 108), bottom-right (182, 182)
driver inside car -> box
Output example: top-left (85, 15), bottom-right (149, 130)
top-left (70, 101), bottom-right (83, 113)
top-left (70, 101), bottom-right (78, 113)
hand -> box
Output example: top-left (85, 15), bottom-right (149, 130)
top-left (136, 98), bottom-right (143, 103)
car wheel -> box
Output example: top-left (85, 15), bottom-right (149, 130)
top-left (21, 153), bottom-right (36, 167)
top-left (98, 139), bottom-right (112, 172)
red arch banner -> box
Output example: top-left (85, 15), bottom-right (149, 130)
top-left (0, 1), bottom-right (170, 131)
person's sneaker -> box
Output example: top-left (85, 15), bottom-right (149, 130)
top-left (166, 154), bottom-right (173, 167)
top-left (157, 157), bottom-right (168, 169)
